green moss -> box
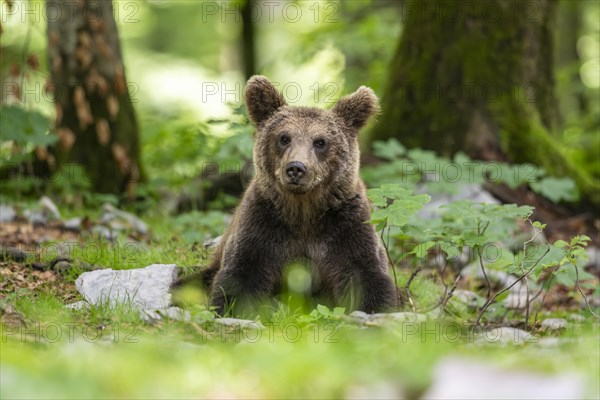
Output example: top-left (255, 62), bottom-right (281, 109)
top-left (370, 1), bottom-right (599, 204)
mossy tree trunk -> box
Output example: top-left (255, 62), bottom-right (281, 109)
top-left (372, 0), bottom-right (598, 203)
top-left (47, 0), bottom-right (143, 195)
top-left (241, 0), bottom-right (256, 79)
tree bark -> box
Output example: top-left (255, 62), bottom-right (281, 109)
top-left (371, 0), bottom-right (598, 203)
top-left (47, 0), bottom-right (143, 195)
top-left (241, 0), bottom-right (256, 79)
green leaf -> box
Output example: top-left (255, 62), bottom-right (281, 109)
top-left (368, 185), bottom-right (431, 228)
top-left (532, 221), bottom-right (546, 229)
top-left (0, 105), bottom-right (56, 147)
top-left (440, 242), bottom-right (461, 259)
top-left (372, 139), bottom-right (406, 160)
top-left (530, 176), bottom-right (579, 203)
top-left (332, 307), bottom-right (346, 316)
top-left (495, 290), bottom-right (510, 302)
top-left (554, 240), bottom-right (569, 248)
top-left (316, 304), bottom-right (331, 316)
top-left (412, 241), bottom-right (436, 258)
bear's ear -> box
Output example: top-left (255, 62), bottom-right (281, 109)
top-left (332, 86), bottom-right (380, 131)
top-left (244, 75), bottom-right (287, 127)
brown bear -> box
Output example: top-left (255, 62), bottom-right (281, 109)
top-left (187, 76), bottom-right (397, 316)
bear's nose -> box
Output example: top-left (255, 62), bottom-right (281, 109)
top-left (286, 161), bottom-right (306, 181)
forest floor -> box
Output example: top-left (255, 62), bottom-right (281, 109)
top-left (1, 198), bottom-right (599, 399)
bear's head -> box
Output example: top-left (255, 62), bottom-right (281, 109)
top-left (244, 75), bottom-right (379, 201)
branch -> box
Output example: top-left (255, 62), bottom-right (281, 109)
top-left (574, 263), bottom-right (600, 320)
top-left (475, 244), bottom-right (550, 325)
top-left (477, 246), bottom-right (492, 303)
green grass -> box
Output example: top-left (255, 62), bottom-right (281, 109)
top-left (2, 315), bottom-right (599, 399)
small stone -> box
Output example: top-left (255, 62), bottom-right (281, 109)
top-left (504, 281), bottom-right (539, 310)
top-left (91, 225), bottom-right (116, 241)
top-left (0, 204), bottom-right (16, 223)
top-left (108, 221), bottom-right (128, 231)
top-left (366, 312), bottom-right (427, 326)
top-left (65, 301), bottom-right (89, 310)
top-left (62, 217), bottom-right (82, 232)
top-left (100, 203), bottom-right (148, 235)
top-left (348, 310), bottom-right (369, 322)
top-left (40, 196), bottom-right (61, 220)
top-left (540, 318), bottom-right (567, 331)
top-left (52, 260), bottom-right (72, 274)
top-left (215, 318), bottom-right (264, 329)
top-left (477, 327), bottom-right (536, 345)
top-left (162, 306), bottom-right (192, 322)
top-left (461, 259), bottom-right (514, 288)
top-left (26, 211), bottom-right (47, 226)
top-left (568, 313), bottom-right (585, 323)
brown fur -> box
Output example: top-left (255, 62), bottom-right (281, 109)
top-left (196, 76), bottom-right (396, 316)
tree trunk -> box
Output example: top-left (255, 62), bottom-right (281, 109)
top-left (241, 0), bottom-right (256, 79)
top-left (47, 0), bottom-right (143, 195)
top-left (371, 0), bottom-right (598, 202)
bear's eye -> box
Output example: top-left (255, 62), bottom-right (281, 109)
top-left (279, 134), bottom-right (291, 146)
top-left (313, 139), bottom-right (326, 149)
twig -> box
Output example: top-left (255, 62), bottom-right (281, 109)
top-left (442, 274), bottom-right (461, 310)
top-left (523, 275), bottom-right (531, 326)
top-left (475, 244), bottom-right (550, 325)
top-left (574, 264), bottom-right (600, 320)
top-left (477, 246), bottom-right (492, 303)
top-left (404, 266), bottom-right (422, 312)
top-left (405, 266), bottom-right (423, 291)
top-left (521, 219), bottom-right (545, 325)
top-left (532, 273), bottom-right (555, 323)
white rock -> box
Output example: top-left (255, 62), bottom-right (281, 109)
top-left (568, 313), bottom-right (585, 323)
top-left (62, 217), bottom-right (82, 232)
top-left (424, 357), bottom-right (585, 399)
top-left (75, 264), bottom-right (177, 311)
top-left (366, 312), bottom-right (427, 326)
top-left (0, 204), bottom-right (16, 223)
top-left (91, 225), bottom-right (117, 241)
top-left (452, 290), bottom-right (480, 309)
top-left (101, 203), bottom-right (148, 235)
top-left (348, 310), bottom-right (370, 323)
top-left (215, 318), bottom-right (264, 329)
top-left (505, 281), bottom-right (535, 310)
top-left (541, 318), bottom-right (567, 331)
top-left (40, 196), bottom-right (61, 220)
top-left (461, 259), bottom-right (514, 288)
top-left (25, 210), bottom-right (47, 226)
